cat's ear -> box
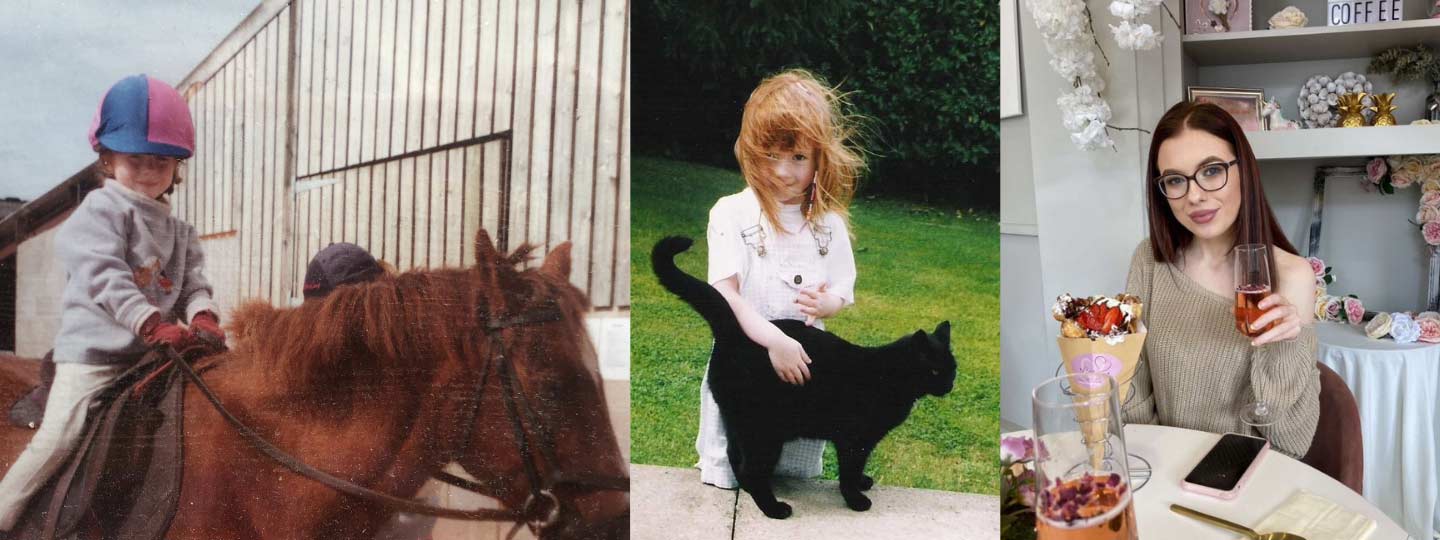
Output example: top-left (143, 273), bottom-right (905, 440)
top-left (934, 321), bottom-right (951, 344)
top-left (912, 329), bottom-right (928, 344)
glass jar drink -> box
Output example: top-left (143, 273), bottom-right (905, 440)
top-left (1032, 374), bottom-right (1139, 540)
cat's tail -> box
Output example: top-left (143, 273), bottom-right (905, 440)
top-left (651, 236), bottom-right (743, 341)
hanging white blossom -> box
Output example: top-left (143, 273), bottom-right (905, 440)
top-left (1025, 0), bottom-right (1116, 149)
top-left (1110, 21), bottom-right (1162, 50)
top-left (1208, 0), bottom-right (1229, 15)
top-left (1059, 86), bottom-right (1115, 150)
top-left (1108, 0), bottom-right (1165, 51)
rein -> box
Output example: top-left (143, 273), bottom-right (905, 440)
top-left (170, 304), bottom-right (629, 537)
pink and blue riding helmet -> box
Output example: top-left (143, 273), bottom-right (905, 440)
top-left (88, 74), bottom-right (195, 159)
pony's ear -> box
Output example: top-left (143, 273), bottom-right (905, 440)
top-left (473, 229), bottom-right (500, 268)
top-left (540, 242), bottom-right (573, 279)
top-left (472, 229), bottom-right (503, 292)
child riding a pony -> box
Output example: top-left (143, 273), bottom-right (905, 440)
top-left (0, 74), bottom-right (224, 532)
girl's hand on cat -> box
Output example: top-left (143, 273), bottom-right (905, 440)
top-left (768, 337), bottom-right (813, 385)
top-left (796, 282), bottom-right (844, 327)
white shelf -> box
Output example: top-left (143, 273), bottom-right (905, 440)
top-left (1247, 124), bottom-right (1440, 160)
top-left (1182, 18), bottom-right (1440, 66)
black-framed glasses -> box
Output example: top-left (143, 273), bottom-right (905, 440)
top-left (1155, 159), bottom-right (1237, 199)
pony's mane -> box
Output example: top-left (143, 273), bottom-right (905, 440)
top-left (228, 243), bottom-right (592, 401)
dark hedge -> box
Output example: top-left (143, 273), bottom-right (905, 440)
top-left (633, 0), bottom-right (1000, 209)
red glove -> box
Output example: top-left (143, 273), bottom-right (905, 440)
top-left (139, 313), bottom-right (193, 349)
top-left (190, 311), bottom-right (225, 346)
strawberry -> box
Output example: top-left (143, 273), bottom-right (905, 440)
top-left (1100, 306), bottom-right (1123, 334)
top-left (1077, 303), bottom-right (1107, 333)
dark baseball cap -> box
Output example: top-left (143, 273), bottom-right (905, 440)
top-left (303, 242), bottom-right (384, 299)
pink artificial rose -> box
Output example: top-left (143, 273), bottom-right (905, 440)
top-left (1419, 319), bottom-right (1440, 343)
top-left (1397, 160), bottom-right (1428, 188)
top-left (1394, 170), bottom-right (1417, 189)
top-left (1001, 435), bottom-right (1035, 462)
top-left (1306, 257), bottom-right (1325, 277)
top-left (1422, 191), bottom-right (1440, 208)
top-left (1324, 296), bottom-right (1344, 322)
top-left (1366, 157), bottom-right (1388, 184)
top-left (1426, 221), bottom-right (1440, 246)
top-left (1418, 205), bottom-right (1440, 224)
top-left (1344, 297), bottom-right (1365, 325)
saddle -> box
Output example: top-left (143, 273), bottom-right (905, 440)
top-left (7, 346), bottom-right (214, 540)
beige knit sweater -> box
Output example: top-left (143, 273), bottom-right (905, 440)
top-left (1122, 240), bottom-right (1320, 458)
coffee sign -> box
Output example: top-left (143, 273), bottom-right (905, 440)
top-left (1328, 0), bottom-right (1404, 25)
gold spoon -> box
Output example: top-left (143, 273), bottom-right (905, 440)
top-left (1171, 504), bottom-right (1307, 540)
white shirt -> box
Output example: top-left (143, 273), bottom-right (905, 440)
top-left (705, 188), bottom-right (856, 326)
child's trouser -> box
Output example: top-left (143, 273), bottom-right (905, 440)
top-left (0, 362), bottom-right (126, 531)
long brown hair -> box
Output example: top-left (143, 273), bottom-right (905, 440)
top-left (1145, 101), bottom-right (1297, 270)
top-left (734, 69), bottom-right (865, 232)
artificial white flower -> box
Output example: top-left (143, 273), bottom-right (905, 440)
top-left (1058, 87), bottom-right (1115, 150)
top-left (1209, 0), bottom-right (1229, 15)
top-left (1110, 1), bottom-right (1136, 17)
top-left (1027, 0), bottom-right (1089, 41)
top-left (1109, 0), bottom-right (1136, 18)
top-left (1110, 21), bottom-right (1163, 50)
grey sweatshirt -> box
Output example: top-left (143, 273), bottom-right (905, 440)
top-left (1122, 239), bottom-right (1320, 458)
top-left (53, 179), bottom-right (214, 364)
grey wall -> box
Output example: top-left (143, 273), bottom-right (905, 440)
top-left (1000, 109), bottom-right (1047, 428)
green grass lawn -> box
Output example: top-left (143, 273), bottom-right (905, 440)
top-left (630, 156), bottom-right (999, 495)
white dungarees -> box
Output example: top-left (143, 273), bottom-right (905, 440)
top-left (695, 188), bottom-right (856, 489)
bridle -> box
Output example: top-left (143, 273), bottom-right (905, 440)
top-left (172, 303), bottom-right (629, 539)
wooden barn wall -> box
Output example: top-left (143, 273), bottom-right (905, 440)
top-left (178, 0), bottom-right (630, 311)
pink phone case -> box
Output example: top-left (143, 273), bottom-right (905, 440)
top-left (1180, 433), bottom-right (1269, 500)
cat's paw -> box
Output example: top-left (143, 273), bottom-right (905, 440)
top-left (860, 474), bottom-right (875, 491)
top-left (842, 490), bottom-right (872, 512)
top-left (759, 501), bottom-right (793, 519)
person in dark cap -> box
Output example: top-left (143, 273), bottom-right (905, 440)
top-left (302, 242), bottom-right (386, 300)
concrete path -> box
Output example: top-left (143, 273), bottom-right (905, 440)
top-left (630, 464), bottom-right (999, 540)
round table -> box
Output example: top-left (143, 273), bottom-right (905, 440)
top-left (1317, 321), bottom-right (1440, 540)
top-left (1006, 424), bottom-right (1409, 539)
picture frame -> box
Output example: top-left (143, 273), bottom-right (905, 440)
top-left (1185, 0), bottom-right (1253, 33)
top-left (1188, 87), bottom-right (1266, 131)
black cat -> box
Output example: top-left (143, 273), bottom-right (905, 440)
top-left (652, 236), bottom-right (956, 519)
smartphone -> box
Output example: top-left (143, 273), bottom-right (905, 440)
top-left (1180, 432), bottom-right (1269, 499)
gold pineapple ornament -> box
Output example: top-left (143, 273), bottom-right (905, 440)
top-left (1371, 93), bottom-right (1398, 126)
top-left (1338, 92), bottom-right (1369, 128)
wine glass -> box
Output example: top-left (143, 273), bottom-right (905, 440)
top-left (1233, 243), bottom-right (1276, 432)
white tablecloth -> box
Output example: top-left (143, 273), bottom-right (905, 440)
top-left (1317, 321), bottom-right (1440, 540)
top-left (1005, 425), bottom-right (1409, 539)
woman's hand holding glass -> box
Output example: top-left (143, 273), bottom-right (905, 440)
top-left (1246, 293), bottom-right (1303, 347)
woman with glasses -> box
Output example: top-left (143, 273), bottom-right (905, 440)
top-left (1120, 101), bottom-right (1321, 459)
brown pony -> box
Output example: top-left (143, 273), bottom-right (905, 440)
top-left (0, 230), bottom-right (627, 539)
